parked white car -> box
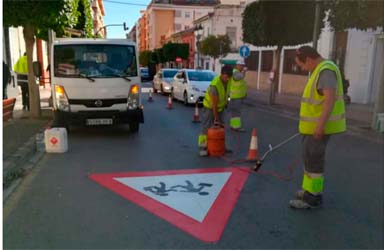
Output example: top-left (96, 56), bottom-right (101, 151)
top-left (171, 69), bottom-right (216, 105)
top-left (153, 68), bottom-right (178, 94)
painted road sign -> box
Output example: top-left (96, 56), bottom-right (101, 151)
top-left (89, 167), bottom-right (250, 242)
top-left (239, 45), bottom-right (250, 58)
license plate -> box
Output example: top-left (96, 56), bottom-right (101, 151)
top-left (86, 118), bottom-right (113, 126)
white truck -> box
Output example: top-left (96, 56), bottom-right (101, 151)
top-left (50, 39), bottom-right (143, 132)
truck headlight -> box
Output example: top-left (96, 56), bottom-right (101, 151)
top-left (54, 85), bottom-right (70, 111)
top-left (127, 84), bottom-right (140, 110)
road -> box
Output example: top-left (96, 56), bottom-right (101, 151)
top-left (3, 83), bottom-right (383, 249)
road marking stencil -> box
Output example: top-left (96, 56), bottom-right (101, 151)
top-left (89, 167), bottom-right (250, 242)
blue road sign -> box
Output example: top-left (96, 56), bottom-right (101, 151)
top-left (239, 45), bottom-right (250, 58)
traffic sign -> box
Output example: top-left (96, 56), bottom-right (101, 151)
top-left (89, 167), bottom-right (250, 242)
top-left (239, 45), bottom-right (250, 58)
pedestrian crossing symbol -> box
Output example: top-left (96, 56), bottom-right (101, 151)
top-left (89, 167), bottom-right (250, 242)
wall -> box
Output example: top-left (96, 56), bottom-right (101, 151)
top-left (344, 28), bottom-right (382, 104)
top-left (153, 9), bottom-right (174, 49)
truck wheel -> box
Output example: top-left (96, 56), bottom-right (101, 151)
top-left (129, 122), bottom-right (139, 133)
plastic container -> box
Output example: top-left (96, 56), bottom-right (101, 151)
top-left (207, 126), bottom-right (225, 157)
top-left (45, 128), bottom-right (68, 153)
top-left (376, 113), bottom-right (384, 133)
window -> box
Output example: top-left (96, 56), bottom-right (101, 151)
top-left (185, 12), bottom-right (190, 18)
top-left (175, 23), bottom-right (182, 31)
top-left (163, 70), bottom-right (178, 78)
top-left (187, 71), bottom-right (215, 82)
top-left (226, 27), bottom-right (237, 48)
top-left (54, 44), bottom-right (137, 78)
top-left (175, 10), bottom-right (181, 17)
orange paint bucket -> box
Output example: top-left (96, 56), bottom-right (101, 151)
top-left (207, 126), bottom-right (225, 156)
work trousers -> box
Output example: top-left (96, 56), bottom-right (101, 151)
top-left (17, 74), bottom-right (29, 109)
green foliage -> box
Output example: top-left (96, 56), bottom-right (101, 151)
top-left (74, 0), bottom-right (94, 37)
top-left (162, 43), bottom-right (189, 62)
top-left (200, 35), bottom-right (231, 59)
top-left (325, 0), bottom-right (384, 31)
top-left (4, 0), bottom-right (78, 39)
top-left (139, 50), bottom-right (151, 66)
top-left (3, 0), bottom-right (93, 39)
top-left (242, 0), bottom-right (326, 47)
top-left (155, 48), bottom-right (165, 64)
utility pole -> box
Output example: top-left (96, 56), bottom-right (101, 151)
top-left (312, 0), bottom-right (321, 49)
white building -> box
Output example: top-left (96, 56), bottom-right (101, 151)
top-left (193, 3), bottom-right (246, 73)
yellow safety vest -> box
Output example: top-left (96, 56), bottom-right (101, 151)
top-left (13, 55), bottom-right (29, 74)
top-left (299, 60), bottom-right (346, 134)
top-left (230, 68), bottom-right (247, 99)
top-left (203, 75), bottom-right (231, 112)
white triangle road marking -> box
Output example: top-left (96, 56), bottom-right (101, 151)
top-left (114, 172), bottom-right (231, 223)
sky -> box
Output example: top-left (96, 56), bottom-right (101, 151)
top-left (102, 0), bottom-right (152, 38)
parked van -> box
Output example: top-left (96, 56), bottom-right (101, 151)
top-left (51, 39), bottom-right (143, 132)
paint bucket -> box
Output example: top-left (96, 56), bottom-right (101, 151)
top-left (376, 113), bottom-right (384, 133)
top-left (207, 126), bottom-right (225, 157)
top-left (45, 127), bottom-right (68, 153)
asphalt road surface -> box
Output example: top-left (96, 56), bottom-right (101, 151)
top-left (4, 88), bottom-right (383, 249)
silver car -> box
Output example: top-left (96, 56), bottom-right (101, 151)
top-left (153, 68), bottom-right (178, 94)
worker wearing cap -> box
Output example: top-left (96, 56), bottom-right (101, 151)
top-left (229, 59), bottom-right (247, 131)
top-left (290, 46), bottom-right (346, 209)
top-left (198, 65), bottom-right (233, 156)
top-left (13, 53), bottom-right (29, 110)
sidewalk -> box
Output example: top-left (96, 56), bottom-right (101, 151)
top-left (3, 84), bottom-right (52, 191)
top-left (245, 88), bottom-right (383, 143)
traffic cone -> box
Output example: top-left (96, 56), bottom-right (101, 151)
top-left (246, 128), bottom-right (259, 161)
top-left (167, 95), bottom-right (173, 109)
top-left (148, 89), bottom-right (153, 102)
top-left (192, 102), bottom-right (200, 123)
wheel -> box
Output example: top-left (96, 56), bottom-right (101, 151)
top-left (183, 92), bottom-right (189, 106)
top-left (153, 83), bottom-right (158, 93)
top-left (129, 122), bottom-right (139, 133)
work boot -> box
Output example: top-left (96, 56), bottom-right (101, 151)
top-left (295, 190), bottom-right (306, 199)
top-left (289, 191), bottom-right (322, 209)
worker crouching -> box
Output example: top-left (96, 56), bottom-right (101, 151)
top-left (198, 65), bottom-right (233, 157)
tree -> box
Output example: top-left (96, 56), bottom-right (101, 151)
top-left (243, 0), bottom-right (326, 104)
top-left (162, 42), bottom-right (189, 62)
top-left (3, 0), bottom-right (90, 118)
top-left (199, 35), bottom-right (231, 71)
top-left (325, 0), bottom-right (383, 32)
top-left (139, 50), bottom-right (151, 66)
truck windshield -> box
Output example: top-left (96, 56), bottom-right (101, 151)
top-left (54, 44), bottom-right (138, 78)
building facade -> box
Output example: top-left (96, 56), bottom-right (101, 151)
top-left (92, 0), bottom-right (105, 37)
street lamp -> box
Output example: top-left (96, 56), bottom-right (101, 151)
top-left (194, 24), bottom-right (203, 69)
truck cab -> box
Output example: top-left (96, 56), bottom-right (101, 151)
top-left (51, 39), bottom-right (143, 132)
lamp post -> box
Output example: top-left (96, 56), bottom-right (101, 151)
top-left (194, 24), bottom-right (203, 69)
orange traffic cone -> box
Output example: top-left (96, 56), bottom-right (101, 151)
top-left (246, 128), bottom-right (259, 161)
top-left (192, 102), bottom-right (200, 123)
top-left (167, 95), bottom-right (173, 109)
top-left (148, 89), bottom-right (153, 102)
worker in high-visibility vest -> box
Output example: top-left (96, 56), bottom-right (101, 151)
top-left (290, 46), bottom-right (346, 209)
top-left (13, 53), bottom-right (29, 110)
top-left (229, 59), bottom-right (247, 131)
top-left (198, 65), bottom-right (233, 156)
